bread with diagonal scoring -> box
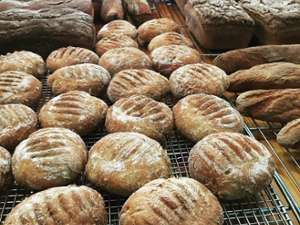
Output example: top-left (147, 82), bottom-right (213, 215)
top-left (39, 91), bottom-right (108, 135)
top-left (173, 94), bottom-right (244, 142)
top-left (48, 64), bottom-right (111, 96)
top-left (3, 185), bottom-right (107, 225)
top-left (46, 46), bottom-right (99, 72)
top-left (236, 89), bottom-right (300, 123)
top-left (277, 118), bottom-right (300, 148)
top-left (86, 132), bottom-right (171, 196)
top-left (105, 95), bottom-right (173, 141)
top-left (120, 177), bottom-right (223, 225)
top-left (189, 132), bottom-right (275, 200)
top-left (97, 20), bottom-right (137, 39)
top-left (0, 50), bottom-right (46, 78)
top-left (107, 69), bottom-right (169, 102)
top-left (0, 146), bottom-right (12, 192)
top-left (0, 104), bottom-right (37, 150)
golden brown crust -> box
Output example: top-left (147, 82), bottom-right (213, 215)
top-left (107, 69), bottom-right (170, 102)
top-left (105, 95), bottom-right (174, 141)
top-left (3, 185), bottom-right (107, 225)
top-left (277, 118), bottom-right (300, 148)
top-left (86, 132), bottom-right (171, 196)
top-left (120, 177), bottom-right (224, 225)
top-left (0, 146), bottom-right (12, 192)
top-left (47, 64), bottom-right (111, 96)
top-left (97, 20), bottom-right (137, 39)
top-left (39, 91), bottom-right (108, 136)
top-left (0, 104), bottom-right (37, 150)
top-left (189, 132), bottom-right (275, 200)
top-left (173, 94), bottom-right (244, 142)
top-left (46, 46), bottom-right (99, 72)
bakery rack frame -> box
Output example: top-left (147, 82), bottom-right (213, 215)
top-left (0, 0), bottom-right (300, 224)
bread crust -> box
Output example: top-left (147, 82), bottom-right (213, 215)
top-left (277, 118), bottom-right (300, 148)
top-left (97, 20), bottom-right (137, 39)
top-left (101, 0), bottom-right (124, 22)
top-left (0, 147), bottom-right (12, 192)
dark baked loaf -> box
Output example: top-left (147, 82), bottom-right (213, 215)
top-left (173, 94), bottom-right (244, 142)
top-left (0, 71), bottom-right (42, 107)
top-left (184, 0), bottom-right (255, 49)
top-left (0, 146), bottom-right (12, 192)
top-left (12, 128), bottom-right (87, 190)
top-left (101, 0), bottom-right (124, 22)
top-left (120, 177), bottom-right (224, 225)
top-left (86, 132), bottom-right (171, 196)
top-left (213, 44), bottom-right (300, 74)
top-left (0, 104), bottom-right (37, 150)
top-left (3, 186), bottom-right (107, 225)
top-left (189, 132), bottom-right (275, 200)
top-left (107, 69), bottom-right (169, 102)
top-left (277, 118), bottom-right (300, 148)
top-left (123, 0), bottom-right (152, 24)
top-left (0, 50), bottom-right (46, 78)
top-left (97, 20), bottom-right (137, 39)
top-left (236, 89), bottom-right (300, 123)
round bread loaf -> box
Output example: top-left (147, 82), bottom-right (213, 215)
top-left (39, 91), bottom-right (108, 136)
top-left (107, 69), bottom-right (169, 102)
top-left (105, 95), bottom-right (173, 141)
top-left (0, 146), bottom-right (12, 192)
top-left (86, 132), bottom-right (171, 196)
top-left (137, 18), bottom-right (180, 45)
top-left (173, 94), bottom-right (244, 142)
top-left (148, 32), bottom-right (193, 51)
top-left (0, 104), bottom-right (37, 150)
top-left (99, 47), bottom-right (152, 75)
top-left (169, 63), bottom-right (229, 98)
top-left (120, 177), bottom-right (224, 225)
top-left (12, 128), bottom-right (87, 190)
top-left (151, 45), bottom-right (201, 76)
top-left (0, 50), bottom-right (46, 78)
top-left (97, 20), bottom-right (137, 39)
top-left (46, 46), bottom-right (99, 72)
top-left (189, 132), bottom-right (275, 200)
top-left (48, 64), bottom-right (111, 96)
top-left (96, 34), bottom-right (138, 56)
top-left (277, 118), bottom-right (300, 147)
top-left (3, 185), bottom-right (107, 225)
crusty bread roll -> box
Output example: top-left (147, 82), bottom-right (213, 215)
top-left (107, 69), bottom-right (169, 102)
top-left (0, 146), bottom-right (12, 192)
top-left (3, 185), bottom-right (107, 225)
top-left (99, 47), bottom-right (152, 75)
top-left (120, 177), bottom-right (224, 225)
top-left (105, 95), bottom-right (173, 141)
top-left (0, 71), bottom-right (42, 107)
top-left (189, 132), bottom-right (275, 200)
top-left (137, 18), bottom-right (180, 45)
top-left (277, 118), bottom-right (300, 148)
top-left (12, 128), bottom-right (87, 190)
top-left (151, 45), bottom-right (201, 76)
top-left (97, 20), bottom-right (137, 39)
top-left (148, 32), bottom-right (193, 51)
top-left (173, 94), bottom-right (244, 142)
top-left (39, 91), bottom-right (108, 136)
top-left (169, 63), bottom-right (229, 98)
top-left (86, 132), bottom-right (171, 196)
top-left (46, 46), bottom-right (99, 72)
top-left (48, 64), bottom-right (111, 96)
top-left (0, 50), bottom-right (46, 78)
top-left (0, 104), bottom-right (37, 150)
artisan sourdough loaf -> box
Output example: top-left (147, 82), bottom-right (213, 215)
top-left (189, 132), bottom-right (275, 200)
top-left (277, 118), bottom-right (300, 148)
top-left (97, 20), bottom-right (137, 39)
top-left (0, 146), bottom-right (12, 192)
top-left (86, 132), bottom-right (171, 196)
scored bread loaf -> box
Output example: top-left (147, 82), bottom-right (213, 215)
top-left (173, 94), bottom-right (244, 142)
top-left (48, 64), bottom-right (111, 96)
top-left (277, 118), bottom-right (300, 148)
top-left (169, 63), bottom-right (229, 98)
top-left (0, 104), bottom-right (37, 150)
top-left (0, 146), bottom-right (12, 192)
top-left (0, 50), bottom-right (46, 78)
top-left (151, 45), bottom-right (201, 76)
top-left (120, 177), bottom-right (224, 225)
top-left (0, 71), bottom-right (42, 107)
top-left (189, 132), bottom-right (275, 200)
top-left (105, 95), bottom-right (174, 141)
top-left (100, 0), bottom-right (124, 22)
top-left (236, 89), bottom-right (300, 123)
top-left (46, 46), bottom-right (99, 72)
top-left (97, 20), bottom-right (137, 39)
top-left (86, 132), bottom-right (171, 196)
top-left (99, 47), bottom-right (152, 75)
top-left (12, 128), bottom-right (87, 190)
top-left (39, 91), bottom-right (108, 136)
top-left (3, 186), bottom-right (107, 225)
top-left (107, 69), bottom-right (169, 102)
